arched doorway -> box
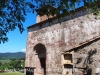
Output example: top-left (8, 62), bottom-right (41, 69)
top-left (34, 44), bottom-right (46, 75)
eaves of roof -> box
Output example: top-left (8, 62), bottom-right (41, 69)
top-left (61, 35), bottom-right (100, 53)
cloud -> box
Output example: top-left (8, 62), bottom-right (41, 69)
top-left (21, 48), bottom-right (26, 52)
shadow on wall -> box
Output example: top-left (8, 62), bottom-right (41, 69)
top-left (84, 49), bottom-right (97, 75)
top-left (75, 49), bottom-right (97, 75)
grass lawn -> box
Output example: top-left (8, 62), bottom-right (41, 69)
top-left (0, 72), bottom-right (25, 75)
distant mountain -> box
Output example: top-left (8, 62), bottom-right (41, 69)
top-left (0, 52), bottom-right (25, 59)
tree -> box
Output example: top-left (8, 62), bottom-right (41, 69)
top-left (0, 62), bottom-right (2, 66)
top-left (0, 0), bottom-right (99, 43)
top-left (0, 0), bottom-right (34, 43)
top-left (21, 60), bottom-right (25, 69)
top-left (34, 0), bottom-right (100, 18)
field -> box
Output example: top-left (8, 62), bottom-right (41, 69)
top-left (0, 60), bottom-right (11, 63)
top-left (0, 72), bottom-right (25, 75)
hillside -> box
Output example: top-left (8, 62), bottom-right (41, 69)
top-left (0, 52), bottom-right (25, 59)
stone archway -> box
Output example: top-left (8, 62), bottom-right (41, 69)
top-left (34, 44), bottom-right (46, 75)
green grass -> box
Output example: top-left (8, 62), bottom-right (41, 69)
top-left (0, 72), bottom-right (25, 75)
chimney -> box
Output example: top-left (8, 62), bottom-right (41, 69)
top-left (36, 5), bottom-right (56, 23)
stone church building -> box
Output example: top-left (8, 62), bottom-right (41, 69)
top-left (25, 2), bottom-right (100, 75)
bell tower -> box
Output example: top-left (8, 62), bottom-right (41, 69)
top-left (36, 5), bottom-right (56, 23)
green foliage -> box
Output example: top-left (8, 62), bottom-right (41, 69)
top-left (34, 0), bottom-right (100, 16)
top-left (9, 59), bottom-right (23, 70)
top-left (0, 0), bottom-right (100, 43)
top-left (0, 59), bottom-right (25, 70)
top-left (0, 62), bottom-right (2, 66)
top-left (0, 0), bottom-right (34, 43)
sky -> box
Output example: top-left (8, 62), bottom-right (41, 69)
top-left (0, 12), bottom-right (36, 53)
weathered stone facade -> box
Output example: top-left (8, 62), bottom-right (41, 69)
top-left (25, 6), bottom-right (100, 75)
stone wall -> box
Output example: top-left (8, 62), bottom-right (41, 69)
top-left (73, 38), bottom-right (100, 75)
top-left (25, 7), bottom-right (100, 75)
